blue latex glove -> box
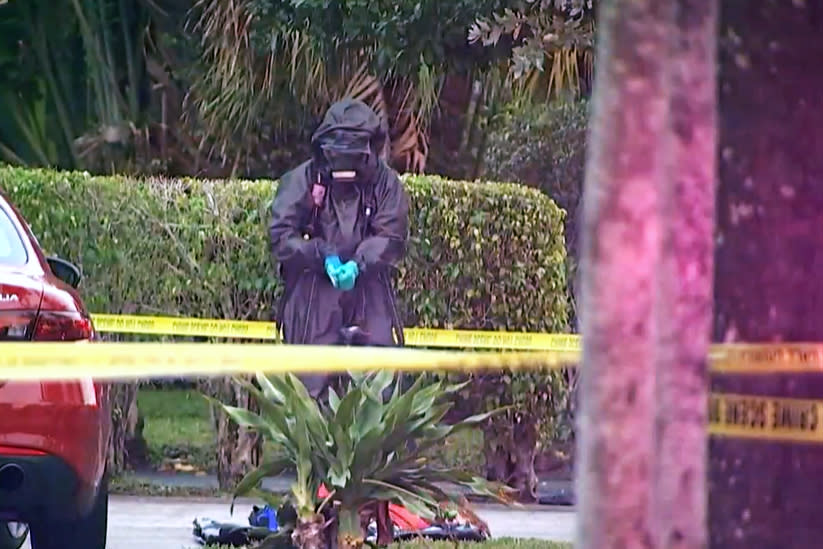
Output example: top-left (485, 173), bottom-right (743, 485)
top-left (335, 261), bottom-right (359, 291)
top-left (324, 255), bottom-right (342, 287)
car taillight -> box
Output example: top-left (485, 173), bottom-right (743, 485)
top-left (32, 312), bottom-right (94, 341)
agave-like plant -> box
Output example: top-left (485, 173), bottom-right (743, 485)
top-left (212, 370), bottom-right (515, 549)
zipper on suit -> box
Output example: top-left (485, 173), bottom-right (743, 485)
top-left (301, 275), bottom-right (318, 344)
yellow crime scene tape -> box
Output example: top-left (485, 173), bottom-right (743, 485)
top-left (90, 313), bottom-right (583, 351)
top-left (91, 314), bottom-right (823, 374)
top-left (92, 314), bottom-right (281, 341)
top-left (709, 393), bottom-right (823, 443)
top-left (0, 343), bottom-right (819, 444)
top-left (707, 343), bottom-right (823, 374)
top-left (2, 314), bottom-right (823, 444)
top-left (0, 342), bottom-right (570, 381)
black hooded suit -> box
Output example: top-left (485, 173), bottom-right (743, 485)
top-left (269, 99), bottom-right (409, 385)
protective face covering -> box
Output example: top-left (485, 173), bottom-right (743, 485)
top-left (311, 101), bottom-right (384, 185)
top-left (319, 131), bottom-right (371, 183)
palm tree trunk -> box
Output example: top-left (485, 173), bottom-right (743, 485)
top-left (292, 513), bottom-right (327, 549)
top-left (710, 2), bottom-right (823, 548)
top-left (652, 1), bottom-right (717, 548)
top-left (336, 506), bottom-right (363, 549)
top-left (575, 0), bottom-right (674, 548)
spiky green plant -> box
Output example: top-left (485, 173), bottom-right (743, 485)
top-left (212, 371), bottom-right (515, 549)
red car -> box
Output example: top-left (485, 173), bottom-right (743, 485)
top-left (0, 190), bottom-right (110, 549)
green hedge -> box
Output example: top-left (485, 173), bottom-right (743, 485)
top-left (483, 99), bottom-right (589, 331)
top-left (0, 166), bottom-right (568, 332)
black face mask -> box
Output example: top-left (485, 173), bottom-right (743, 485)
top-left (315, 130), bottom-right (377, 184)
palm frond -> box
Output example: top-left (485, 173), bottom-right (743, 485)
top-left (186, 0), bottom-right (438, 174)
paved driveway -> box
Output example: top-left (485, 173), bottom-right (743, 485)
top-left (22, 495), bottom-right (577, 548)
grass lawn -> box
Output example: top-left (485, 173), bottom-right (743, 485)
top-left (197, 539), bottom-right (572, 549)
top-left (137, 388), bottom-right (218, 472)
top-left (138, 387), bottom-right (486, 475)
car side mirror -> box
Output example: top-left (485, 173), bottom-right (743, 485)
top-left (47, 256), bottom-right (82, 289)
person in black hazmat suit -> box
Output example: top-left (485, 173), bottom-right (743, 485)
top-left (269, 98), bottom-right (410, 399)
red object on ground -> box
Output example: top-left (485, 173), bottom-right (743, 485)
top-left (0, 190), bottom-right (111, 549)
top-left (317, 484), bottom-right (430, 531)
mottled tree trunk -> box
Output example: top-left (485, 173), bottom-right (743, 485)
top-left (710, 2), bottom-right (823, 548)
top-left (483, 430), bottom-right (509, 483)
top-left (653, 2), bottom-right (717, 549)
top-left (575, 0), bottom-right (673, 548)
top-left (107, 382), bottom-right (142, 474)
top-left (203, 376), bottom-right (262, 490)
top-left (482, 414), bottom-right (539, 502)
top-left (510, 419), bottom-right (539, 502)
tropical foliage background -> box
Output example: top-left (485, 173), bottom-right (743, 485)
top-left (0, 0), bottom-right (597, 501)
top-left (0, 0), bottom-right (595, 179)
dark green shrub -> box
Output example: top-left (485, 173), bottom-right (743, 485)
top-left (483, 99), bottom-right (588, 219)
top-left (0, 166), bottom-right (568, 331)
top-left (483, 99), bottom-right (588, 330)
top-left (0, 166), bottom-right (570, 492)
top-left (478, 100), bottom-right (587, 492)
